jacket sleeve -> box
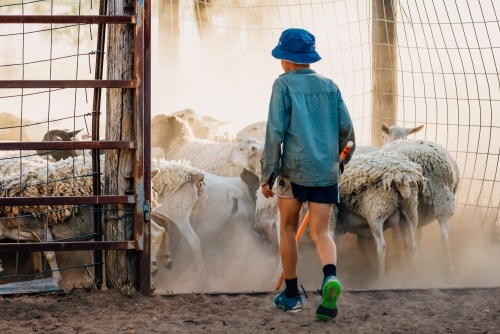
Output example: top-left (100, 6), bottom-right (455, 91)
top-left (260, 82), bottom-right (290, 186)
top-left (337, 89), bottom-right (356, 168)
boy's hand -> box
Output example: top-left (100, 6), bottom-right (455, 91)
top-left (261, 184), bottom-right (274, 198)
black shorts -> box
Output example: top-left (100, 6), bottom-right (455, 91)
top-left (275, 175), bottom-right (340, 204)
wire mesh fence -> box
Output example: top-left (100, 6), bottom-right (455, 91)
top-left (153, 0), bottom-right (500, 237)
top-left (0, 0), bottom-right (150, 293)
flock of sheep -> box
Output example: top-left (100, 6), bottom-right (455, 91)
top-left (0, 108), bottom-right (460, 289)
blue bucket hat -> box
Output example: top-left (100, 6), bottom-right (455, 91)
top-left (272, 28), bottom-right (321, 64)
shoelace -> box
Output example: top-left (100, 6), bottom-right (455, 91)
top-left (300, 285), bottom-right (308, 299)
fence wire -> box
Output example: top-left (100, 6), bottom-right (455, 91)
top-left (153, 0), bottom-right (499, 237)
top-left (0, 0), bottom-right (111, 287)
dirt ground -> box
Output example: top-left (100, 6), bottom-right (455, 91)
top-left (0, 287), bottom-right (498, 333)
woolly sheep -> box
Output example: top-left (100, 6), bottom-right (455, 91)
top-left (336, 150), bottom-right (426, 278)
top-left (381, 138), bottom-right (460, 273)
top-left (381, 122), bottom-right (424, 145)
top-left (151, 115), bottom-right (243, 177)
top-left (169, 109), bottom-right (215, 140)
top-left (236, 121), bottom-right (266, 142)
top-left (151, 159), bottom-right (258, 271)
top-left (38, 129), bottom-right (84, 161)
top-left (150, 159), bottom-right (206, 268)
top-left (0, 155), bottom-right (168, 283)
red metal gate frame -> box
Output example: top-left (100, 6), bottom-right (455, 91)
top-left (0, 0), bottom-right (151, 296)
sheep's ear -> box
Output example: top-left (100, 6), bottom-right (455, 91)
top-left (407, 124), bottom-right (424, 135)
top-left (66, 129), bottom-right (83, 138)
top-left (381, 123), bottom-right (391, 135)
top-left (202, 116), bottom-right (218, 123)
top-left (176, 113), bottom-right (184, 119)
top-left (249, 143), bottom-right (260, 152)
top-left (151, 168), bottom-right (160, 179)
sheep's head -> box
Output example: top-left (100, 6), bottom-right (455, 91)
top-left (228, 138), bottom-right (264, 176)
top-left (37, 129), bottom-right (83, 161)
top-left (236, 121), bottom-right (266, 142)
top-left (151, 115), bottom-right (193, 154)
top-left (381, 123), bottom-right (424, 145)
top-left (175, 111), bottom-right (213, 140)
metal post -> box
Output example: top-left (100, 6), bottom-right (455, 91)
top-left (371, 0), bottom-right (398, 148)
top-left (91, 0), bottom-right (108, 291)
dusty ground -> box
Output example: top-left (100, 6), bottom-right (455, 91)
top-left (0, 287), bottom-right (498, 333)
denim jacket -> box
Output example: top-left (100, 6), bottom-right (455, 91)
top-left (260, 69), bottom-right (356, 187)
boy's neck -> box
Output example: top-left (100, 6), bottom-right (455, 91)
top-left (282, 60), bottom-right (311, 73)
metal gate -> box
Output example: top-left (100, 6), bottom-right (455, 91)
top-left (0, 0), bottom-right (151, 295)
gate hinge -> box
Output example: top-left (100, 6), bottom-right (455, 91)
top-left (144, 200), bottom-right (151, 222)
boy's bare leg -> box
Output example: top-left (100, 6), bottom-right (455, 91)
top-left (308, 202), bottom-right (337, 265)
top-left (308, 201), bottom-right (341, 320)
top-left (277, 197), bottom-right (303, 279)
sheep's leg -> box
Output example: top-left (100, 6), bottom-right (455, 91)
top-left (31, 249), bottom-right (44, 279)
top-left (35, 229), bottom-right (63, 283)
top-left (438, 218), bottom-right (455, 275)
top-left (151, 212), bottom-right (172, 268)
top-left (150, 221), bottom-right (166, 278)
top-left (369, 219), bottom-right (387, 280)
top-left (173, 218), bottom-right (204, 270)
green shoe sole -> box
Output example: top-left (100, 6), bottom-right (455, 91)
top-left (316, 279), bottom-right (341, 320)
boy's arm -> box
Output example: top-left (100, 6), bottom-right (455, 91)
top-left (260, 82), bottom-right (289, 187)
top-left (337, 89), bottom-right (356, 169)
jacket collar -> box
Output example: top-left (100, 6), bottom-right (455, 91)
top-left (279, 69), bottom-right (316, 77)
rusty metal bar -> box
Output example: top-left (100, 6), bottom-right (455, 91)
top-left (0, 196), bottom-right (134, 206)
top-left (133, 0), bottom-right (149, 296)
top-left (0, 141), bottom-right (135, 150)
top-left (137, 0), bottom-right (152, 297)
top-left (0, 241), bottom-right (135, 253)
top-left (91, 0), bottom-right (109, 291)
top-left (0, 15), bottom-right (135, 24)
top-left (0, 80), bottom-right (136, 89)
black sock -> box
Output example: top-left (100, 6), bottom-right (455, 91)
top-left (284, 277), bottom-right (299, 298)
top-left (323, 264), bottom-right (337, 279)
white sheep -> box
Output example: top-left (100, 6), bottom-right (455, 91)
top-left (151, 158), bottom-right (258, 276)
top-left (381, 123), bottom-right (425, 145)
top-left (236, 121), bottom-right (267, 142)
top-left (169, 109), bottom-right (215, 140)
top-left (151, 115), bottom-right (243, 177)
top-left (381, 138), bottom-right (460, 273)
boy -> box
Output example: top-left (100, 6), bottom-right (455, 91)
top-left (260, 28), bottom-right (355, 320)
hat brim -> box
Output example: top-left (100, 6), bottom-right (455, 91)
top-left (272, 45), bottom-right (321, 64)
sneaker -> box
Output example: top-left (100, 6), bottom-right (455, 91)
top-left (316, 275), bottom-right (341, 320)
top-left (273, 290), bottom-right (303, 312)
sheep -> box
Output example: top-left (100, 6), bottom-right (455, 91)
top-left (381, 138), bottom-right (460, 273)
top-left (150, 159), bottom-right (206, 269)
top-left (151, 115), bottom-right (243, 177)
top-left (0, 156), bottom-right (185, 284)
top-left (353, 145), bottom-right (379, 156)
top-left (169, 109), bottom-right (215, 140)
top-left (336, 151), bottom-right (426, 278)
top-left (37, 129), bottom-right (84, 161)
top-left (236, 121), bottom-right (266, 142)
top-left (151, 159), bottom-right (258, 271)
top-left (381, 123), bottom-right (424, 145)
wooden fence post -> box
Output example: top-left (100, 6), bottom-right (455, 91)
top-left (104, 0), bottom-right (137, 288)
top-left (371, 0), bottom-right (398, 148)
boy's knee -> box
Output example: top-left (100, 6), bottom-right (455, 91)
top-left (309, 229), bottom-right (330, 244)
